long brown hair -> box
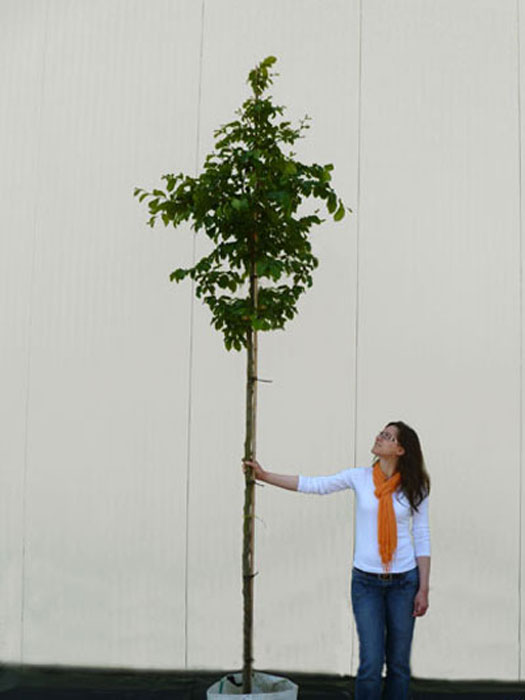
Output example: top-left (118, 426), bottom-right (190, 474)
top-left (386, 420), bottom-right (430, 514)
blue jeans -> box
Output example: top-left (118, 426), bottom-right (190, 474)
top-left (351, 566), bottom-right (420, 700)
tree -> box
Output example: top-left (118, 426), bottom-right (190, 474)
top-left (134, 55), bottom-right (351, 694)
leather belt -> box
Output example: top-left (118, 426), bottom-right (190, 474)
top-left (353, 567), bottom-right (405, 581)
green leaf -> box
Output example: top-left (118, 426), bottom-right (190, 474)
top-left (334, 201), bottom-right (345, 221)
top-left (170, 268), bottom-right (188, 282)
top-left (231, 197), bottom-right (248, 211)
top-left (320, 166), bottom-right (332, 183)
top-left (262, 56), bottom-right (277, 68)
top-left (166, 177), bottom-right (177, 192)
top-left (327, 194), bottom-right (337, 214)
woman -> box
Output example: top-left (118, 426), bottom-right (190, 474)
top-left (243, 420), bottom-right (431, 700)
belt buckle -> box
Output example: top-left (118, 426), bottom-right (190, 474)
top-left (379, 573), bottom-right (392, 581)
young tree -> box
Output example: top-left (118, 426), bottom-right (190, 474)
top-left (134, 56), bottom-right (351, 694)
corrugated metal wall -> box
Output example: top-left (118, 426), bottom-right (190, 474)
top-left (1, 0), bottom-right (522, 682)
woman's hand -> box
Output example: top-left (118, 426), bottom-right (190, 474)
top-left (413, 589), bottom-right (429, 617)
top-left (242, 458), bottom-right (266, 482)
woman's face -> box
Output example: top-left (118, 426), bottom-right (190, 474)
top-left (371, 425), bottom-right (405, 458)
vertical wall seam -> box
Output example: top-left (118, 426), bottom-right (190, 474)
top-left (517, 0), bottom-right (523, 681)
top-left (350, 0), bottom-right (364, 678)
top-left (20, 0), bottom-right (51, 664)
top-left (184, 0), bottom-right (205, 671)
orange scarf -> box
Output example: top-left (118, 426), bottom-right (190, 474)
top-left (372, 460), bottom-right (402, 573)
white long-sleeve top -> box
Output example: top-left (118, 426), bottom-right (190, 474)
top-left (297, 466), bottom-right (430, 573)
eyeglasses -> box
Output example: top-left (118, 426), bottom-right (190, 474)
top-left (377, 430), bottom-right (398, 443)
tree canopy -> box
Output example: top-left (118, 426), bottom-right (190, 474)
top-left (134, 56), bottom-right (351, 351)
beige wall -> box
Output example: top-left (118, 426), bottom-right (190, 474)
top-left (1, 0), bottom-right (523, 682)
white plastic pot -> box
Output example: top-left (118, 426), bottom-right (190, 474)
top-left (207, 671), bottom-right (298, 699)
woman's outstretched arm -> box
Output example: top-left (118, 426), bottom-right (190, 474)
top-left (242, 459), bottom-right (358, 493)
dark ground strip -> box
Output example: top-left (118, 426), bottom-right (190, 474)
top-left (0, 665), bottom-right (524, 698)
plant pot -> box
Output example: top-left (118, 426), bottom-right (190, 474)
top-left (207, 671), bottom-right (298, 699)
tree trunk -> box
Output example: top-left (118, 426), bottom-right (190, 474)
top-left (242, 242), bottom-right (258, 693)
